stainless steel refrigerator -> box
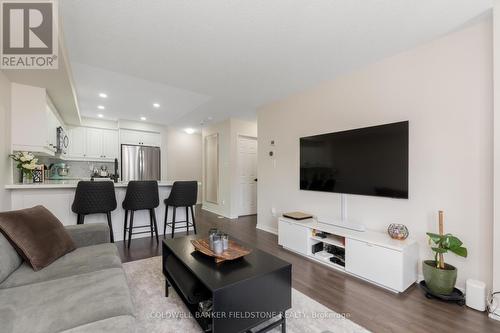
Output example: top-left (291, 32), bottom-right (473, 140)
top-left (121, 145), bottom-right (161, 181)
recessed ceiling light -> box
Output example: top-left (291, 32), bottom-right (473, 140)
top-left (97, 105), bottom-right (105, 110)
top-left (140, 116), bottom-right (147, 121)
top-left (153, 103), bottom-right (160, 108)
top-left (184, 128), bottom-right (195, 134)
top-left (97, 114), bottom-right (104, 118)
top-left (99, 93), bottom-right (107, 98)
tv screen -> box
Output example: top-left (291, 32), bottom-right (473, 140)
top-left (300, 121), bottom-right (409, 199)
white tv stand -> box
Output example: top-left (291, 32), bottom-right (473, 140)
top-left (278, 217), bottom-right (419, 293)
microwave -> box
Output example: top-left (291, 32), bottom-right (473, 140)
top-left (56, 126), bottom-right (69, 155)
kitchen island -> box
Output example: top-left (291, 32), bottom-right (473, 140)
top-left (5, 180), bottom-right (201, 241)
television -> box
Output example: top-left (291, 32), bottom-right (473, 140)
top-left (300, 121), bottom-right (409, 199)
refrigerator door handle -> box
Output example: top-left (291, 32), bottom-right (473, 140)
top-left (139, 147), bottom-right (143, 181)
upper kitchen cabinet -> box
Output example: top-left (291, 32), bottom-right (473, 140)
top-left (102, 129), bottom-right (119, 159)
top-left (67, 127), bottom-right (85, 158)
top-left (66, 127), bottom-right (119, 161)
top-left (11, 83), bottom-right (61, 156)
top-left (120, 129), bottom-right (161, 147)
top-left (85, 127), bottom-right (104, 159)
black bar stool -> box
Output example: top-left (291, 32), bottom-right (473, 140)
top-left (163, 181), bottom-right (198, 238)
top-left (123, 180), bottom-right (159, 248)
top-left (71, 181), bottom-right (117, 242)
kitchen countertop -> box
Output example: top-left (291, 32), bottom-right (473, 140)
top-left (4, 180), bottom-right (200, 189)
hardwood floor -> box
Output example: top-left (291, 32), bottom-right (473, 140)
top-left (116, 206), bottom-right (499, 333)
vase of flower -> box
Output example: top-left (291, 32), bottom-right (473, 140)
top-left (23, 172), bottom-right (34, 184)
top-left (9, 152), bottom-right (38, 184)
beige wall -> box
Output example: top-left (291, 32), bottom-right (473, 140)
top-left (0, 71), bottom-right (12, 211)
top-left (165, 127), bottom-right (202, 181)
top-left (257, 18), bottom-right (493, 290)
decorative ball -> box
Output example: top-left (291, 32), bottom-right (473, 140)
top-left (387, 224), bottom-right (409, 240)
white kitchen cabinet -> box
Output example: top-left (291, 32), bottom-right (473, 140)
top-left (278, 218), bottom-right (310, 255)
top-left (120, 129), bottom-right (161, 147)
top-left (46, 106), bottom-right (59, 152)
top-left (141, 131), bottom-right (162, 146)
top-left (67, 127), bottom-right (86, 158)
top-left (67, 127), bottom-right (119, 161)
top-left (85, 128), bottom-right (104, 159)
top-left (11, 83), bottom-right (59, 156)
top-left (101, 129), bottom-right (119, 160)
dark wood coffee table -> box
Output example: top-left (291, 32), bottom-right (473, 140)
top-left (162, 235), bottom-right (292, 333)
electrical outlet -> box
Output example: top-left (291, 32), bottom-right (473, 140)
top-left (271, 207), bottom-right (277, 217)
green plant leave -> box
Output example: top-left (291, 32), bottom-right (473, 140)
top-left (447, 236), bottom-right (463, 249)
top-left (431, 247), bottom-right (448, 254)
top-left (426, 232), bottom-right (442, 243)
top-left (449, 246), bottom-right (467, 258)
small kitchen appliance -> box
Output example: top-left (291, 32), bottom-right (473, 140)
top-left (56, 127), bottom-right (69, 155)
top-left (50, 163), bottom-right (70, 179)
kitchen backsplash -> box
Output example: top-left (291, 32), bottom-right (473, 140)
top-left (19, 157), bottom-right (116, 180)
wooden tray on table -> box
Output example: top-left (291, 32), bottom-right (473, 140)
top-left (191, 238), bottom-right (251, 263)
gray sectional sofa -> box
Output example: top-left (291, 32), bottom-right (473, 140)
top-left (0, 223), bottom-right (136, 333)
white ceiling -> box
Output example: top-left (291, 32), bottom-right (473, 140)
top-left (60, 0), bottom-right (493, 128)
top-left (71, 62), bottom-right (210, 123)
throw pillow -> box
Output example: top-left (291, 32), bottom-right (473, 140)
top-left (0, 206), bottom-right (76, 271)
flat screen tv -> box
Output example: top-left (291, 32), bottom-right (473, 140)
top-left (300, 121), bottom-right (409, 199)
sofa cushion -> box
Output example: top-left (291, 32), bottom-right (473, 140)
top-left (0, 268), bottom-right (135, 333)
top-left (0, 243), bottom-right (122, 289)
top-left (0, 233), bottom-right (22, 284)
top-left (60, 315), bottom-right (136, 333)
top-left (0, 206), bottom-right (76, 271)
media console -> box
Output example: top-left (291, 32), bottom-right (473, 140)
top-left (278, 217), bottom-right (419, 293)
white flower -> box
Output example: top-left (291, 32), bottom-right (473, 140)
top-left (23, 152), bottom-right (34, 161)
top-left (22, 163), bottom-right (36, 170)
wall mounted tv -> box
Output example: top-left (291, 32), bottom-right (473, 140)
top-left (300, 121), bottom-right (409, 199)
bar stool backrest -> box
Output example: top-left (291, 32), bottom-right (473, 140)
top-left (71, 181), bottom-right (117, 214)
top-left (168, 181), bottom-right (198, 207)
top-left (123, 181), bottom-right (159, 211)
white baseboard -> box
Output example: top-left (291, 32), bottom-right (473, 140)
top-left (256, 223), bottom-right (278, 235)
top-left (489, 311), bottom-right (500, 321)
top-left (488, 294), bottom-right (500, 320)
top-left (201, 205), bottom-right (227, 218)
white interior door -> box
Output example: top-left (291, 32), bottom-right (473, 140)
top-left (238, 136), bottom-right (258, 216)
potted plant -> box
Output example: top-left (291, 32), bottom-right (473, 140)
top-left (9, 152), bottom-right (38, 183)
top-left (423, 211), bottom-right (467, 295)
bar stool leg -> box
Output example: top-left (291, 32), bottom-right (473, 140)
top-left (149, 210), bottom-right (154, 238)
top-left (186, 206), bottom-right (189, 235)
top-left (171, 207), bottom-right (176, 239)
top-left (190, 206), bottom-right (197, 234)
top-left (123, 210), bottom-right (128, 242)
top-left (151, 209), bottom-right (159, 244)
top-left (163, 205), bottom-right (168, 236)
top-left (106, 212), bottom-right (114, 243)
top-left (127, 211), bottom-right (135, 249)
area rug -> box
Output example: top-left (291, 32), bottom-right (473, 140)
top-left (123, 256), bottom-right (369, 333)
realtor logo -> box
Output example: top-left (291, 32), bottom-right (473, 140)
top-left (1, 0), bottom-right (58, 69)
